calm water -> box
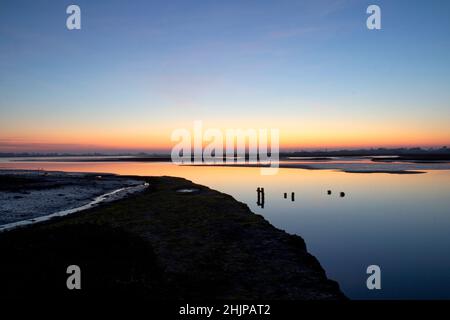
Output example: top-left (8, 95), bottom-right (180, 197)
top-left (1, 159), bottom-right (450, 299)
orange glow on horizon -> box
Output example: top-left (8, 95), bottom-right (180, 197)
top-left (1, 133), bottom-right (448, 153)
top-left (1, 117), bottom-right (449, 152)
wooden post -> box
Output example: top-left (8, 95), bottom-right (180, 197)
top-left (261, 188), bottom-right (265, 208)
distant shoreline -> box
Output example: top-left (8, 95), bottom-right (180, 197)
top-left (4, 155), bottom-right (450, 174)
top-left (2, 147), bottom-right (450, 163)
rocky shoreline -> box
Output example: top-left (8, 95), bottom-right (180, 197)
top-left (0, 172), bottom-right (346, 300)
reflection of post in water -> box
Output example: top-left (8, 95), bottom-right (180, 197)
top-left (256, 187), bottom-right (265, 208)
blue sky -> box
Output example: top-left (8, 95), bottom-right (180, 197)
top-left (1, 0), bottom-right (449, 151)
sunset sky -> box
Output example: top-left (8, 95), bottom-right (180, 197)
top-left (1, 0), bottom-right (449, 153)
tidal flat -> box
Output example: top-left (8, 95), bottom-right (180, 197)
top-left (0, 170), bottom-right (146, 229)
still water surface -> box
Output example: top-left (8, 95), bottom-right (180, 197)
top-left (1, 159), bottom-right (450, 299)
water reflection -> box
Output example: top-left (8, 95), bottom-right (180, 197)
top-left (1, 160), bottom-right (450, 299)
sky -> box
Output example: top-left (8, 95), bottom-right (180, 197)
top-left (0, 0), bottom-right (449, 153)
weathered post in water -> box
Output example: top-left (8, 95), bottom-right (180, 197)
top-left (261, 188), bottom-right (265, 208)
top-left (256, 187), bottom-right (265, 208)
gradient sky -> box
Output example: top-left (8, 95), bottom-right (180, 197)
top-left (1, 0), bottom-right (449, 152)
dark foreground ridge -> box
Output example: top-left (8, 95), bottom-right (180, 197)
top-left (0, 175), bottom-right (345, 300)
